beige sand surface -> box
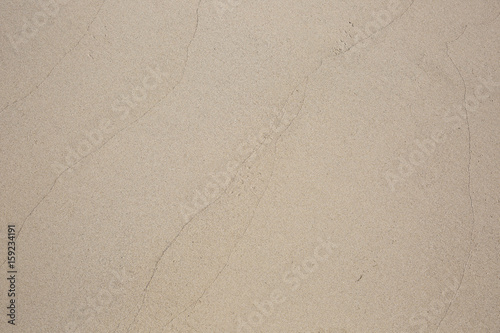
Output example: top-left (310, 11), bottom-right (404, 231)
top-left (1, 0), bottom-right (499, 332)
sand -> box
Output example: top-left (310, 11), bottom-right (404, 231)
top-left (1, 0), bottom-right (499, 332)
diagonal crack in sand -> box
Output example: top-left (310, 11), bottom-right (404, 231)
top-left (163, 78), bottom-right (311, 329)
top-left (12, 0), bottom-right (202, 245)
top-left (0, 0), bottom-right (107, 116)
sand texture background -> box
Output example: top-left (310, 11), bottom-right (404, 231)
top-left (1, 0), bottom-right (499, 332)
